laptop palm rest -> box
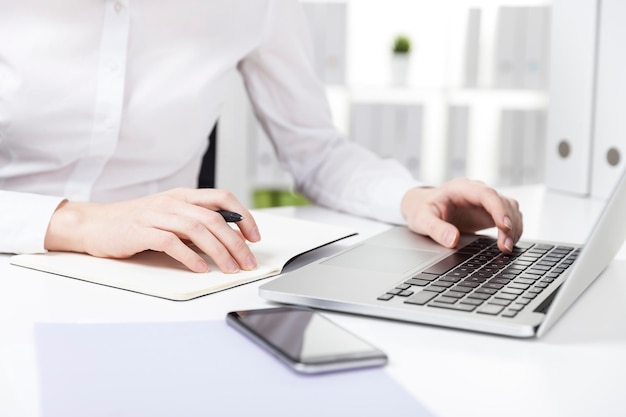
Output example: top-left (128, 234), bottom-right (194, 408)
top-left (322, 245), bottom-right (439, 274)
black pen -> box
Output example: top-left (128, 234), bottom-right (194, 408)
top-left (216, 209), bottom-right (244, 223)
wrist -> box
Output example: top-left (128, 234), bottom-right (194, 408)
top-left (44, 200), bottom-right (91, 253)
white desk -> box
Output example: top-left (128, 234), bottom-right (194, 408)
top-left (1, 185), bottom-right (625, 417)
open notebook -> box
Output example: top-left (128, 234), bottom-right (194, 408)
top-left (10, 211), bottom-right (355, 301)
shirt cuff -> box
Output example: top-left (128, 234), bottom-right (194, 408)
top-left (0, 191), bottom-right (66, 254)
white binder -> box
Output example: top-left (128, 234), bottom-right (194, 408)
top-left (300, 1), bottom-right (347, 85)
top-left (463, 8), bottom-right (481, 88)
top-left (521, 6), bottom-right (550, 90)
top-left (544, 0), bottom-right (599, 195)
top-left (590, 0), bottom-right (626, 199)
top-left (446, 105), bottom-right (469, 180)
top-left (493, 6), bottom-right (525, 89)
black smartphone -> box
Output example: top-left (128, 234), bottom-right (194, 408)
top-left (226, 306), bottom-right (388, 374)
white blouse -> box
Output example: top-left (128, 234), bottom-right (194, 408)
top-left (0, 0), bottom-right (418, 253)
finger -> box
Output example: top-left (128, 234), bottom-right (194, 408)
top-left (491, 198), bottom-right (523, 252)
top-left (185, 208), bottom-right (258, 271)
top-left (465, 186), bottom-right (522, 243)
top-left (228, 208), bottom-right (261, 243)
top-left (142, 228), bottom-right (211, 273)
top-left (148, 208), bottom-right (252, 273)
top-left (184, 189), bottom-right (261, 243)
top-left (497, 227), bottom-right (514, 253)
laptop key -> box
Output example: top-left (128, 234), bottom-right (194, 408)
top-left (502, 310), bottom-right (518, 318)
top-left (428, 302), bottom-right (476, 312)
top-left (430, 280), bottom-right (454, 289)
top-left (489, 298), bottom-right (512, 307)
top-left (450, 285), bottom-right (472, 293)
top-left (489, 277), bottom-right (512, 285)
top-left (494, 293), bottom-right (518, 301)
top-left (411, 273), bottom-right (439, 282)
top-left (377, 293), bottom-right (394, 301)
top-left (513, 241), bottom-right (533, 250)
top-left (405, 278), bottom-right (431, 287)
top-left (433, 295), bottom-right (458, 304)
top-left (422, 252), bottom-right (473, 275)
top-left (440, 275), bottom-right (462, 283)
top-left (501, 287), bottom-right (524, 296)
top-left (404, 290), bottom-right (439, 305)
top-left (508, 283), bottom-right (530, 290)
top-left (482, 282), bottom-right (505, 290)
top-left (467, 292), bottom-right (491, 300)
top-left (423, 285), bottom-right (446, 293)
top-left (477, 304), bottom-right (505, 315)
top-left (444, 291), bottom-right (467, 299)
top-left (457, 281), bottom-right (480, 288)
top-left (474, 287), bottom-right (498, 295)
top-left (460, 297), bottom-right (484, 306)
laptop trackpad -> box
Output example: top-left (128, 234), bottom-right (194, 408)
top-left (322, 244), bottom-right (439, 274)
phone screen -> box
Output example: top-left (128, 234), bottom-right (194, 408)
top-left (226, 307), bottom-right (387, 373)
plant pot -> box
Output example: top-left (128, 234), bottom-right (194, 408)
top-left (391, 54), bottom-right (410, 86)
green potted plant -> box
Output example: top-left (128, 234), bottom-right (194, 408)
top-left (393, 35), bottom-right (412, 55)
top-left (391, 34), bottom-right (412, 85)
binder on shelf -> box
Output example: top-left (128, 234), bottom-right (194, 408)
top-left (521, 7), bottom-right (550, 90)
top-left (388, 104), bottom-right (422, 179)
top-left (300, 1), bottom-right (347, 85)
top-left (590, 0), bottom-right (626, 199)
top-left (498, 110), bottom-right (523, 186)
top-left (498, 109), bottom-right (547, 186)
top-left (349, 102), bottom-right (379, 152)
top-left (446, 105), bottom-right (469, 180)
top-left (522, 110), bottom-right (547, 185)
top-left (493, 6), bottom-right (526, 89)
top-left (349, 102), bottom-right (423, 179)
top-left (403, 104), bottom-right (423, 179)
top-left (544, 0), bottom-right (599, 196)
top-left (463, 8), bottom-right (481, 88)
top-left (377, 104), bottom-right (398, 160)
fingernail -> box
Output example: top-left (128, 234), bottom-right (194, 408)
top-left (505, 237), bottom-right (514, 252)
top-left (227, 259), bottom-right (240, 273)
top-left (444, 230), bottom-right (456, 247)
top-left (245, 254), bottom-right (257, 270)
top-left (504, 216), bottom-right (512, 230)
top-left (196, 260), bottom-right (209, 272)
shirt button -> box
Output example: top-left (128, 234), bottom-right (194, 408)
top-left (114, 1), bottom-right (123, 13)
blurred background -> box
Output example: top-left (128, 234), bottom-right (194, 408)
top-left (215, 0), bottom-right (625, 209)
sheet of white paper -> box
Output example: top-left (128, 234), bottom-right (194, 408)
top-left (11, 211), bottom-right (356, 300)
top-left (35, 320), bottom-right (433, 417)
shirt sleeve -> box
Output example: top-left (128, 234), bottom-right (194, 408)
top-left (237, 0), bottom-right (421, 225)
top-left (0, 191), bottom-right (65, 254)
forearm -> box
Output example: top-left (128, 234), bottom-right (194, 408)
top-left (298, 140), bottom-right (420, 225)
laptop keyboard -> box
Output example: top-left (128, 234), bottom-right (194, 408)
top-left (377, 237), bottom-right (580, 318)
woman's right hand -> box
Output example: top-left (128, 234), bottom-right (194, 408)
top-left (44, 188), bottom-right (261, 273)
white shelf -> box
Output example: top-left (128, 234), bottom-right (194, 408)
top-left (218, 1), bottom-right (554, 207)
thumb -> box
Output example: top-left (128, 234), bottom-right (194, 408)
top-left (411, 212), bottom-right (460, 249)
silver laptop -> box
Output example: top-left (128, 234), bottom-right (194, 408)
top-left (260, 170), bottom-right (626, 338)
